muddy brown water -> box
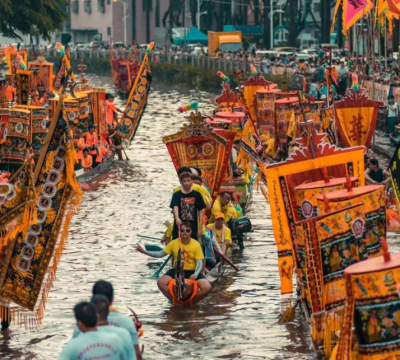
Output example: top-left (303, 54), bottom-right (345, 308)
top-left (3, 76), bottom-right (396, 360)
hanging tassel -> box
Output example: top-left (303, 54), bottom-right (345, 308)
top-left (65, 141), bottom-right (83, 209)
top-left (324, 312), bottom-right (332, 358)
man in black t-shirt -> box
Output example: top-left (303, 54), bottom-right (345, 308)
top-left (170, 172), bottom-right (206, 242)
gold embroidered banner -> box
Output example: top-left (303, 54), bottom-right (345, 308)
top-left (265, 132), bottom-right (365, 294)
top-left (334, 89), bottom-right (383, 148)
top-left (163, 112), bottom-right (234, 198)
top-left (0, 109), bottom-right (82, 314)
top-left (115, 55), bottom-right (151, 142)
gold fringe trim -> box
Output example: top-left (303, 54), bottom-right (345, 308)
top-left (2, 144), bottom-right (83, 332)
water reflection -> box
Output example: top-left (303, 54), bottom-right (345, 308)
top-left (0, 76), bottom-right (316, 359)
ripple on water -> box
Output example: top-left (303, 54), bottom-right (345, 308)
top-left (1, 78), bottom-right (318, 360)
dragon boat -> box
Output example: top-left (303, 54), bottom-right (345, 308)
top-left (110, 41), bottom-right (140, 99)
top-left (0, 71), bottom-right (82, 330)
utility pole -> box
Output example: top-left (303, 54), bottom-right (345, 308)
top-left (132, 0), bottom-right (136, 42)
top-left (337, 4), bottom-right (343, 48)
top-left (254, 0), bottom-right (259, 25)
top-left (321, 0), bottom-right (330, 43)
top-left (264, 0), bottom-right (271, 49)
top-left (146, 0), bottom-right (151, 43)
top-left (169, 0), bottom-right (173, 51)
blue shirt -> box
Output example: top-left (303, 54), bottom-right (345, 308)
top-left (58, 330), bottom-right (126, 360)
top-left (98, 325), bottom-right (136, 360)
top-left (73, 311), bottom-right (139, 346)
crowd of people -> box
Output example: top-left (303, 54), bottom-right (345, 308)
top-left (58, 165), bottom-right (245, 358)
top-left (58, 280), bottom-right (142, 360)
top-left (134, 166), bottom-right (243, 303)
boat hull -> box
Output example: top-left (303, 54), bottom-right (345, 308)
top-left (75, 151), bottom-right (116, 182)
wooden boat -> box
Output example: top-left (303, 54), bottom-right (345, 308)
top-left (205, 248), bottom-right (231, 284)
top-left (169, 247), bottom-right (232, 305)
top-left (110, 42), bottom-right (140, 99)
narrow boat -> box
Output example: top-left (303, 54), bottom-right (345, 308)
top-left (75, 151), bottom-right (116, 181)
top-left (204, 248), bottom-right (231, 284)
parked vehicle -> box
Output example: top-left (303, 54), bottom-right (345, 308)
top-left (208, 31), bottom-right (243, 56)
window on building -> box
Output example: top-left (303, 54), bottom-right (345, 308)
top-left (313, 2), bottom-right (321, 12)
top-left (107, 27), bottom-right (111, 36)
top-left (143, 0), bottom-right (153, 11)
top-left (84, 0), bottom-right (92, 13)
top-left (98, 0), bottom-right (105, 13)
top-left (72, 0), bottom-right (79, 14)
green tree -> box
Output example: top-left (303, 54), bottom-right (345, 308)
top-left (0, 0), bottom-right (68, 40)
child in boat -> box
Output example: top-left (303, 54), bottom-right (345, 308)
top-left (81, 148), bottom-right (93, 172)
top-left (74, 130), bottom-right (86, 169)
top-left (135, 221), bottom-right (212, 304)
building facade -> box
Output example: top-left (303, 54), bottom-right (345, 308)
top-left (70, 0), bottom-right (133, 44)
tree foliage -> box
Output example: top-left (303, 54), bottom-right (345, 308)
top-left (0, 0), bottom-right (68, 40)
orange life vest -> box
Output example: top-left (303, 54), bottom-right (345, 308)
top-left (84, 132), bottom-right (98, 155)
top-left (168, 279), bottom-right (198, 305)
top-left (96, 140), bottom-right (109, 163)
top-left (74, 138), bottom-right (86, 160)
top-left (81, 155), bottom-right (92, 169)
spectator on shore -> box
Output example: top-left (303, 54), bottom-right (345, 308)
top-left (387, 95), bottom-right (399, 142)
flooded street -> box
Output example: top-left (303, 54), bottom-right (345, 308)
top-left (0, 75), bottom-right (363, 360)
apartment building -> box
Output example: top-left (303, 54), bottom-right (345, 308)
top-left (70, 0), bottom-right (132, 44)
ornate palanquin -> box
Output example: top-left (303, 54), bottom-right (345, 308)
top-left (76, 91), bottom-right (94, 133)
top-left (294, 176), bottom-right (358, 220)
top-left (336, 250), bottom-right (400, 360)
top-left (240, 73), bottom-right (277, 123)
top-left (214, 82), bottom-right (241, 112)
top-left (264, 131), bottom-right (365, 294)
top-left (5, 49), bottom-right (27, 75)
top-left (0, 106), bottom-right (82, 318)
top-left (317, 185), bottom-right (386, 259)
top-left (28, 57), bottom-right (54, 93)
top-left (15, 70), bottom-right (33, 105)
top-left (296, 202), bottom-right (367, 358)
top-left (215, 111), bottom-right (246, 140)
top-left (92, 88), bottom-right (108, 136)
top-left (275, 97), bottom-right (298, 151)
top-left (51, 92), bottom-right (94, 134)
top-left (334, 88), bottom-right (383, 149)
top-left (163, 112), bottom-right (234, 198)
top-left (295, 100), bottom-right (327, 134)
top-left (256, 88), bottom-right (282, 132)
top-left (14, 105), bottom-right (48, 154)
top-left (116, 55), bottom-right (151, 142)
top-left (214, 127), bottom-right (237, 196)
top-left (1, 108), bottom-right (30, 166)
top-left (275, 91), bottom-right (298, 100)
top-left (111, 56), bottom-right (140, 96)
top-left (0, 77), bottom-right (7, 108)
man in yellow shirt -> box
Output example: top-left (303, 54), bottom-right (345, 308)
top-left (135, 221), bottom-right (212, 304)
top-left (210, 191), bottom-right (238, 224)
top-left (206, 212), bottom-right (232, 254)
